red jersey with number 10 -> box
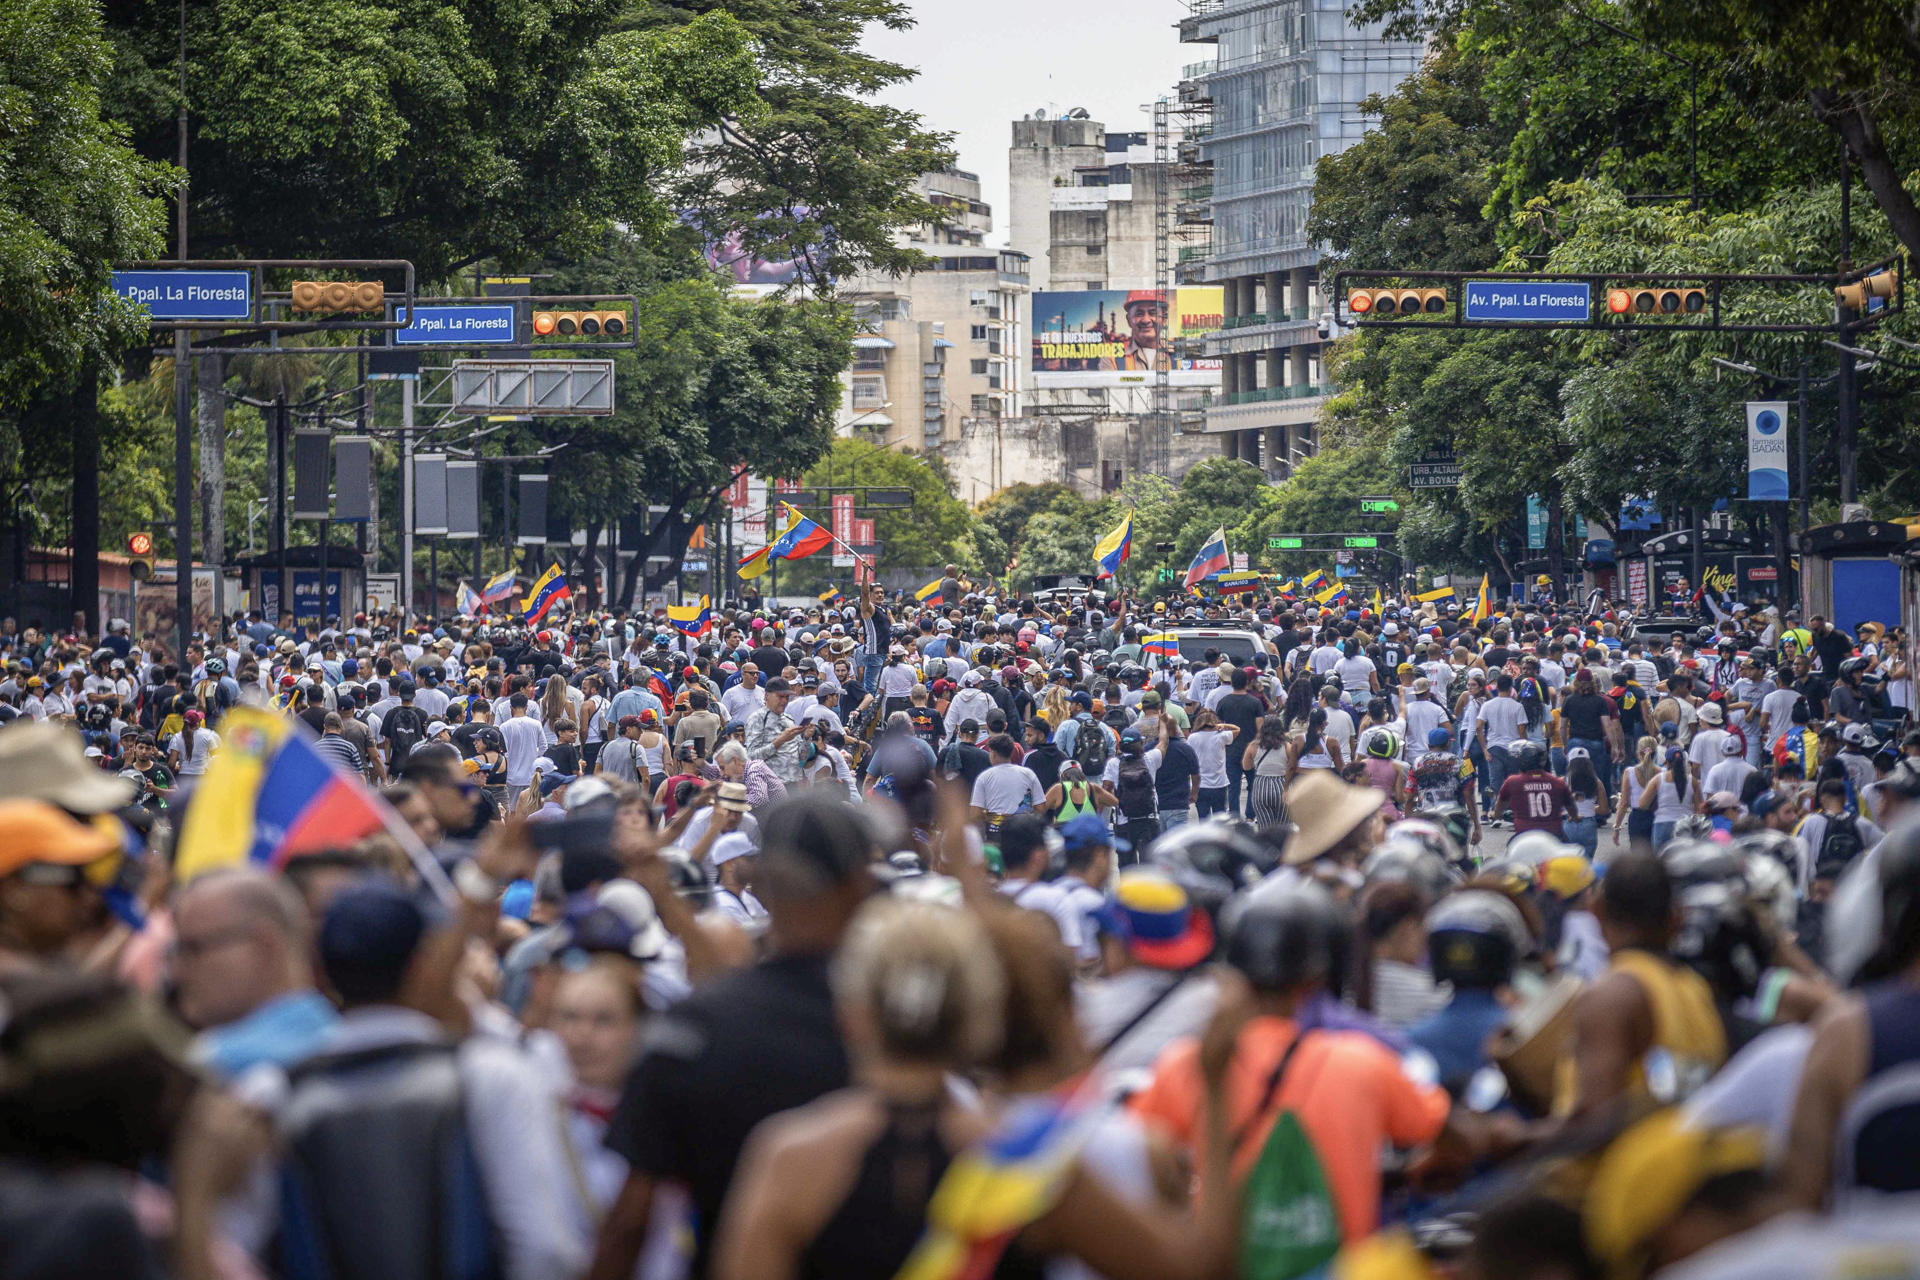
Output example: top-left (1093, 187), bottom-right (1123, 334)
top-left (1498, 773), bottom-right (1573, 833)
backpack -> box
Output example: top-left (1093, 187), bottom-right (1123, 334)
top-left (384, 705), bottom-right (429, 766)
top-left (1236, 1031), bottom-right (1341, 1280)
top-left (1115, 756), bottom-right (1157, 822)
top-left (1071, 716), bottom-right (1111, 776)
top-left (1815, 813), bottom-right (1865, 881)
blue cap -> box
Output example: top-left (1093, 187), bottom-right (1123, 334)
top-left (1659, 720), bottom-right (1679, 737)
top-left (539, 771), bottom-right (577, 796)
top-left (1059, 811), bottom-right (1129, 854)
top-left (499, 879), bottom-right (536, 920)
top-left (1427, 726), bottom-right (1452, 747)
top-left (341, 658), bottom-right (358, 674)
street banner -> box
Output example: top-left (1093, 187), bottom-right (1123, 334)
top-left (1746, 401), bottom-right (1790, 500)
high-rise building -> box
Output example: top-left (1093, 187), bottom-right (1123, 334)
top-left (1004, 113), bottom-right (1220, 494)
top-left (837, 169), bottom-right (1029, 456)
top-left (1178, 0), bottom-right (1422, 475)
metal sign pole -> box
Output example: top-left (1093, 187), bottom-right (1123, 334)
top-left (401, 377), bottom-right (414, 621)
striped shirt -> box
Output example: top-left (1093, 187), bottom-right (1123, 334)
top-left (312, 733), bottom-right (366, 776)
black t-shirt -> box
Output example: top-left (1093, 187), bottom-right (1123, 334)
top-left (906, 704), bottom-right (943, 746)
top-left (1156, 737), bottom-right (1199, 808)
top-left (1215, 691), bottom-right (1264, 744)
top-left (940, 740), bottom-right (990, 787)
top-left (607, 954), bottom-right (849, 1278)
top-left (1812, 627), bottom-right (1854, 677)
top-left (750, 646), bottom-right (790, 675)
top-left (862, 605), bottom-right (891, 652)
top-left (1560, 691), bottom-right (1618, 742)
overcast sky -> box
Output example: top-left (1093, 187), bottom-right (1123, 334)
top-left (863, 0), bottom-right (1194, 244)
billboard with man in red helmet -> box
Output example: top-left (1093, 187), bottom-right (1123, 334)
top-left (1030, 287), bottom-right (1222, 388)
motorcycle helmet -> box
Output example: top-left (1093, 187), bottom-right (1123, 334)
top-left (1362, 838), bottom-right (1457, 899)
top-left (1383, 816), bottom-right (1464, 869)
top-left (1425, 890), bottom-right (1530, 989)
top-left (1150, 819), bottom-right (1274, 919)
top-left (1222, 884), bottom-right (1349, 994)
top-left (1365, 730), bottom-right (1403, 761)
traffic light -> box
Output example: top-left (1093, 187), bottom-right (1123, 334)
top-left (1346, 287), bottom-right (1446, 317)
top-left (1606, 285), bottom-right (1707, 316)
top-left (288, 281), bottom-right (386, 313)
top-left (127, 532), bottom-right (154, 582)
top-left (532, 310), bottom-right (629, 337)
top-left (1835, 268), bottom-right (1899, 312)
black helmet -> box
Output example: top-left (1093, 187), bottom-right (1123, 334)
top-left (1222, 884), bottom-right (1348, 993)
top-left (1150, 819), bottom-right (1274, 918)
top-left (1508, 740), bottom-right (1546, 772)
top-left (1668, 814), bottom-right (1717, 844)
top-left (1731, 828), bottom-right (1800, 876)
top-left (1661, 837), bottom-right (1743, 891)
top-left (1672, 881), bottom-right (1773, 1003)
top-left (1840, 656), bottom-right (1870, 679)
top-left (1425, 890), bottom-right (1529, 989)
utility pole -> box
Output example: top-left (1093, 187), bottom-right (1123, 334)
top-left (400, 376), bottom-right (414, 620)
top-left (171, 0), bottom-right (192, 660)
top-left (1835, 143), bottom-right (1860, 504)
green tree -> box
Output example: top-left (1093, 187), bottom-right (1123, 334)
top-left (0, 0), bottom-right (174, 414)
top-left (630, 0), bottom-right (956, 289)
top-left (975, 482), bottom-right (1084, 551)
top-left (1237, 445), bottom-right (1398, 578)
top-left (800, 438), bottom-right (977, 573)
top-left (104, 1), bottom-right (758, 276)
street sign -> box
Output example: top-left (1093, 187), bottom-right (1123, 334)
top-left (1358, 497), bottom-right (1399, 515)
top-left (451, 359), bottom-right (614, 416)
top-left (1269, 536), bottom-right (1304, 549)
top-left (112, 269), bottom-right (251, 320)
top-left (1231, 552), bottom-right (1249, 571)
top-left (1343, 535), bottom-right (1380, 549)
top-left (1463, 280), bottom-right (1591, 323)
top-left (394, 305), bottom-right (517, 345)
top-left (1408, 459), bottom-right (1462, 488)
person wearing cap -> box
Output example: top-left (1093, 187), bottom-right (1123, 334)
top-left (0, 799), bottom-right (120, 976)
top-left (1056, 812), bottom-right (1126, 966)
top-left (707, 832), bottom-right (767, 928)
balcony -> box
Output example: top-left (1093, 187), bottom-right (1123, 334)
top-left (1182, 60), bottom-right (1217, 80)
top-left (1225, 383), bottom-right (1330, 405)
top-left (1220, 305), bottom-right (1311, 330)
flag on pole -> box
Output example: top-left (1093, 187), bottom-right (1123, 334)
top-left (1313, 581), bottom-right (1349, 606)
top-left (1371, 586), bottom-right (1384, 613)
top-left (1093, 510), bottom-right (1133, 580)
top-left (1415, 586), bottom-right (1457, 604)
top-left (456, 581), bottom-right (484, 616)
top-left (173, 707), bottom-right (400, 882)
top-left (819, 586), bottom-right (845, 606)
top-left (768, 502), bottom-right (833, 561)
top-left (1469, 573), bottom-right (1492, 623)
top-left (1143, 632), bottom-right (1179, 656)
top-left (478, 569), bottom-right (517, 604)
top-left (667, 595), bottom-right (712, 638)
top-left (520, 563), bottom-right (571, 623)
top-left (1182, 526), bottom-right (1230, 590)
top-left (1301, 569), bottom-right (1328, 593)
top-left (915, 579), bottom-right (944, 608)
top-left (1215, 570), bottom-right (1263, 594)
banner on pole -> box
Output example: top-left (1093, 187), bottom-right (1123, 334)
top-left (1746, 401), bottom-right (1790, 501)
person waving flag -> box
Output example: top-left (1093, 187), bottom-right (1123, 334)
top-left (456, 581), bottom-right (485, 617)
top-left (768, 502), bottom-right (833, 561)
top-left (1183, 526), bottom-right (1230, 590)
top-left (1094, 510), bottom-right (1133, 580)
top-left (1468, 573), bottom-right (1492, 623)
top-left (667, 595), bottom-right (712, 638)
top-left (478, 568), bottom-right (517, 606)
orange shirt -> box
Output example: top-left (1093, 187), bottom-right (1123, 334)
top-left (1130, 1015), bottom-right (1449, 1243)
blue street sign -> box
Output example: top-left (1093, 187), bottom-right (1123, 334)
top-left (394, 305), bottom-right (518, 345)
top-left (1462, 280), bottom-right (1591, 323)
top-left (111, 270), bottom-right (251, 320)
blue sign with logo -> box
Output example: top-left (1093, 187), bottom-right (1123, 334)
top-left (111, 270), bottom-right (251, 320)
top-left (394, 305), bottom-right (518, 345)
top-left (291, 570), bottom-right (344, 629)
top-left (1463, 280), bottom-right (1591, 323)
top-left (1746, 401), bottom-right (1790, 501)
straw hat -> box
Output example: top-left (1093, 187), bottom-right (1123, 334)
top-left (0, 723), bottom-right (135, 814)
top-left (1279, 771), bottom-right (1385, 866)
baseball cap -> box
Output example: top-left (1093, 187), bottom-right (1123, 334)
top-left (1110, 869), bottom-right (1213, 969)
top-left (711, 832), bottom-right (757, 867)
top-left (0, 799), bottom-right (120, 878)
top-left (1058, 812), bottom-right (1129, 856)
top-left (425, 721), bottom-right (449, 738)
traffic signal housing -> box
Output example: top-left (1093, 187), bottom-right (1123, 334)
top-left (1605, 285), bottom-right (1707, 317)
top-left (1346, 287), bottom-right (1447, 318)
top-left (1835, 268), bottom-right (1899, 312)
top-left (127, 532), bottom-right (154, 582)
top-left (532, 310), bottom-right (629, 338)
top-left (288, 281), bottom-right (386, 313)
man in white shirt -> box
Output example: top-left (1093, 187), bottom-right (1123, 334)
top-left (1686, 702), bottom-right (1732, 788)
top-left (720, 663), bottom-right (765, 724)
top-left (1402, 681), bottom-right (1449, 764)
top-left (1308, 635), bottom-right (1342, 676)
top-left (709, 834), bottom-right (768, 927)
top-left (497, 693), bottom-right (549, 805)
top-left (1475, 675), bottom-right (1530, 813)
top-left (968, 734), bottom-right (1044, 830)
top-left (1702, 733), bottom-right (1756, 800)
top-left (994, 814), bottom-right (1083, 952)
top-left (1756, 673), bottom-right (1803, 753)
top-left (944, 670), bottom-right (997, 739)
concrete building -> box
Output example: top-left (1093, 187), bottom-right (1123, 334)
top-left (1178, 0), bottom-right (1422, 476)
top-left (838, 185), bottom-right (1029, 456)
top-left (1006, 114), bottom-right (1219, 496)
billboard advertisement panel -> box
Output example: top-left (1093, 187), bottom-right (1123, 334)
top-left (1031, 288), bottom-right (1222, 388)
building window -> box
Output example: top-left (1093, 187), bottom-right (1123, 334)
top-left (970, 359), bottom-right (989, 375)
top-left (1086, 244), bottom-right (1101, 255)
top-left (970, 324), bottom-right (988, 340)
top-left (971, 394), bottom-right (991, 413)
top-left (850, 377), bottom-right (886, 410)
top-left (969, 290), bottom-right (989, 306)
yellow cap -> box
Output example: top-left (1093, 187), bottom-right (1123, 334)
top-left (1585, 1110), bottom-right (1765, 1278)
top-left (1540, 855), bottom-right (1596, 899)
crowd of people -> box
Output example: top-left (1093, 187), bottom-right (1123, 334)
top-left (0, 574), bottom-right (1917, 1280)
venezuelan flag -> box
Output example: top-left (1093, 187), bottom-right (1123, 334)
top-left (173, 707), bottom-right (394, 882)
top-left (1093, 510), bottom-right (1133, 580)
top-left (1215, 570), bottom-right (1262, 595)
top-left (1183, 526), bottom-right (1230, 590)
top-left (915, 578), bottom-right (944, 608)
top-left (521, 562), bottom-right (571, 623)
top-left (769, 502), bottom-right (833, 561)
top-left (457, 581), bottom-right (485, 616)
top-left (1301, 569), bottom-right (1328, 593)
top-left (1313, 581), bottom-right (1349, 606)
top-left (667, 595), bottom-right (712, 638)
top-left (1469, 573), bottom-right (1492, 623)
top-left (479, 568), bottom-right (518, 604)
top-left (1416, 586), bottom-right (1457, 604)
top-left (1143, 632), bottom-right (1178, 656)
top-left (819, 586), bottom-right (845, 606)
top-left (737, 545), bottom-right (771, 580)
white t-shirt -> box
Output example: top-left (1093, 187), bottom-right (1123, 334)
top-left (1477, 696), bottom-right (1528, 749)
top-left (1687, 727), bottom-right (1731, 772)
top-left (970, 762), bottom-right (1044, 816)
top-left (1703, 757), bottom-right (1757, 800)
top-left (1333, 655), bottom-right (1376, 694)
top-left (1000, 878), bottom-right (1083, 950)
top-left (170, 727), bottom-right (220, 775)
top-left (1759, 687), bottom-right (1802, 745)
top-left (1188, 729), bottom-right (1232, 789)
top-left (1403, 699), bottom-right (1449, 761)
top-left (498, 715), bottom-right (550, 787)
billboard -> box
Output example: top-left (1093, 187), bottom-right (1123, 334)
top-left (1031, 288), bottom-right (1222, 388)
